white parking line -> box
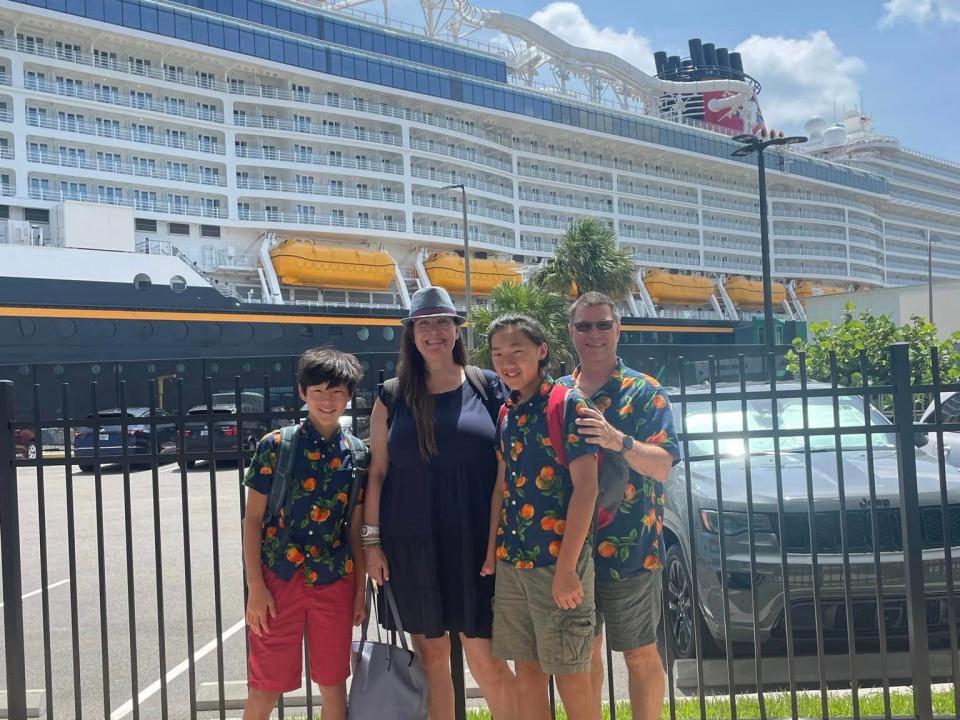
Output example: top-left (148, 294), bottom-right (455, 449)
top-left (0, 578), bottom-right (71, 608)
top-left (110, 617), bottom-right (247, 720)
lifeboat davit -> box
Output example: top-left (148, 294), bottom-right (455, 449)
top-left (424, 252), bottom-right (522, 294)
top-left (724, 276), bottom-right (787, 309)
top-left (269, 240), bottom-right (396, 290)
top-left (794, 281), bottom-right (846, 298)
top-left (643, 269), bottom-right (714, 307)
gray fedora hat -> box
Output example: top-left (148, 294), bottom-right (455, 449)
top-left (402, 286), bottom-right (467, 325)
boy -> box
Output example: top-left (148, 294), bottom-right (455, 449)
top-left (242, 347), bottom-right (367, 720)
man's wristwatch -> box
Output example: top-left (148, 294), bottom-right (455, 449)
top-left (619, 434), bottom-right (634, 455)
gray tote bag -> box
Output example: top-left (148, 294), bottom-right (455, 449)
top-left (348, 581), bottom-right (428, 720)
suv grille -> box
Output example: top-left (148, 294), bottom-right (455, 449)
top-left (780, 506), bottom-right (960, 553)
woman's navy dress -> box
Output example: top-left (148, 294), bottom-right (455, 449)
top-left (379, 370), bottom-right (504, 638)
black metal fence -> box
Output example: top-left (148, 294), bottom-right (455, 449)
top-left (1, 342), bottom-right (959, 719)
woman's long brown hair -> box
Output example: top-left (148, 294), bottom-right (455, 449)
top-left (397, 322), bottom-right (468, 461)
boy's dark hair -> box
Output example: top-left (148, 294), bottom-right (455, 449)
top-left (297, 347), bottom-right (363, 393)
top-left (487, 314), bottom-right (551, 371)
top-left (568, 291), bottom-right (620, 323)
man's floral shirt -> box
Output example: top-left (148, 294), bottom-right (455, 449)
top-left (559, 359), bottom-right (680, 581)
top-left (244, 421), bottom-right (363, 586)
top-left (495, 379), bottom-right (598, 568)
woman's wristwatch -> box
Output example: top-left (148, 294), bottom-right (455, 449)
top-left (360, 524), bottom-right (381, 548)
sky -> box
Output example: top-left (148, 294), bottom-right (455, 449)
top-left (380, 0), bottom-right (960, 161)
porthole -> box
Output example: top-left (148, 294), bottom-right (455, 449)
top-left (53, 365), bottom-right (64, 376)
top-left (134, 273), bottom-right (152, 290)
top-left (91, 364), bottom-right (101, 375)
top-left (176, 363), bottom-right (186, 374)
top-left (357, 327), bottom-right (370, 341)
top-left (147, 364), bottom-right (157, 374)
top-left (273, 362), bottom-right (283, 373)
top-left (242, 362), bottom-right (252, 373)
top-left (19, 319), bottom-right (35, 338)
top-left (382, 327), bottom-right (395, 341)
top-left (170, 275), bottom-right (187, 293)
top-left (385, 360), bottom-right (395, 372)
top-left (210, 363), bottom-right (220, 373)
top-left (57, 320), bottom-right (77, 338)
top-left (18, 365), bottom-right (30, 376)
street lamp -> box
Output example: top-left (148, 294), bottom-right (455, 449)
top-left (731, 131), bottom-right (807, 354)
top-left (927, 230), bottom-right (940, 324)
top-left (442, 183), bottom-right (474, 354)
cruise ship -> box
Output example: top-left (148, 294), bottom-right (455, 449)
top-left (0, 0), bottom-right (958, 366)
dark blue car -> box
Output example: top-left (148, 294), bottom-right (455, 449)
top-left (74, 407), bottom-right (177, 472)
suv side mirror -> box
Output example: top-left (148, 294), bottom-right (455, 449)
top-left (914, 431), bottom-right (930, 449)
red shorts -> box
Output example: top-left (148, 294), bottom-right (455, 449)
top-left (247, 567), bottom-right (354, 692)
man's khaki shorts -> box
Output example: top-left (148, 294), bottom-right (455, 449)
top-left (595, 569), bottom-right (662, 652)
top-left (492, 548), bottom-right (595, 675)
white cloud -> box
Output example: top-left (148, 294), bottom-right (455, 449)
top-left (879, 0), bottom-right (960, 26)
top-left (734, 32), bottom-right (866, 132)
top-left (528, 2), bottom-right (656, 75)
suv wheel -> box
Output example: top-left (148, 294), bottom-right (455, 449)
top-left (666, 544), bottom-right (720, 659)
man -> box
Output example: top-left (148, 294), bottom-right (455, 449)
top-left (558, 292), bottom-right (680, 720)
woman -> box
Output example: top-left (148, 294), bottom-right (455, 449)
top-left (363, 286), bottom-right (517, 720)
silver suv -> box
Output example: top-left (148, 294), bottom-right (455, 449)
top-left (663, 382), bottom-right (960, 658)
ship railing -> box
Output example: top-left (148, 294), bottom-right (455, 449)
top-left (0, 148), bottom-right (13, 161)
top-left (774, 262), bottom-right (849, 277)
top-left (616, 206), bottom-right (699, 226)
top-left (849, 252), bottom-right (884, 265)
top-left (701, 195), bottom-right (758, 213)
top-left (701, 217), bottom-right (761, 233)
top-left (519, 238), bottom-right (558, 252)
top-left (233, 116), bottom-right (402, 147)
top-left (0, 108), bottom-right (12, 123)
top-left (25, 150), bottom-right (227, 186)
top-left (25, 115), bottom-right (227, 155)
top-left (775, 245), bottom-right (849, 259)
top-left (22, 76), bottom-right (225, 123)
top-left (409, 138), bottom-right (514, 173)
top-left (848, 232), bottom-right (885, 250)
top-left (410, 167), bottom-right (514, 198)
top-left (26, 188), bottom-right (228, 218)
top-left (891, 188), bottom-right (960, 214)
top-left (620, 228), bottom-right (701, 246)
top-left (236, 210), bottom-right (406, 232)
top-left (884, 213), bottom-right (959, 236)
top-left (235, 147), bottom-right (404, 175)
top-left (411, 223), bottom-right (516, 249)
top-left (702, 238), bottom-right (760, 253)
top-left (845, 215), bottom-right (884, 232)
top-left (770, 225), bottom-right (847, 241)
top-left (236, 179), bottom-right (404, 204)
top-left (518, 216), bottom-right (574, 231)
top-left (517, 190), bottom-right (614, 214)
top-left (517, 165), bottom-right (614, 191)
top-left (767, 190), bottom-right (880, 216)
top-left (616, 182), bottom-right (698, 205)
top-left (412, 196), bottom-right (514, 223)
top-left (877, 167), bottom-right (960, 197)
top-left (0, 71), bottom-right (11, 86)
top-left (771, 209), bottom-right (846, 223)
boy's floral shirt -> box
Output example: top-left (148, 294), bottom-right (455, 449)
top-left (495, 379), bottom-right (598, 569)
top-left (559, 359), bottom-right (680, 582)
top-left (244, 420), bottom-right (364, 586)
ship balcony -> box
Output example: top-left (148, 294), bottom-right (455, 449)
top-left (22, 72), bottom-right (225, 124)
top-left (412, 221), bottom-right (516, 250)
top-left (236, 205), bottom-right (405, 233)
top-left (236, 146), bottom-right (404, 176)
top-left (865, 162), bottom-right (960, 196)
top-left (517, 164), bottom-right (613, 191)
top-left (774, 242), bottom-right (848, 260)
top-left (25, 111), bottom-right (227, 156)
top-left (702, 235), bottom-right (760, 254)
top-left (0, 69), bottom-right (10, 87)
top-left (410, 136), bottom-right (513, 174)
top-left (885, 212), bottom-right (958, 235)
top-left (702, 215), bottom-right (760, 234)
top-left (519, 235), bottom-right (559, 253)
top-left (27, 186), bottom-right (228, 218)
top-left (885, 243), bottom-right (929, 259)
top-left (874, 152), bottom-right (960, 184)
top-left (849, 250), bottom-right (884, 267)
top-left (237, 177), bottom-right (405, 204)
top-left (771, 206), bottom-right (846, 223)
top-left (771, 223), bottom-right (846, 241)
top-left (884, 224), bottom-right (927, 242)
top-left (26, 148), bottom-right (227, 187)
top-left (702, 255), bottom-right (762, 274)
top-left (619, 226), bottom-right (700, 246)
top-left (846, 214), bottom-right (884, 233)
top-left (615, 180), bottom-right (697, 206)
top-left (886, 258), bottom-right (930, 272)
top-left (848, 230), bottom-right (885, 250)
top-left (774, 260), bottom-right (849, 278)
top-left (701, 194), bottom-right (758, 215)
top-left (0, 102), bottom-right (11, 123)
top-left (519, 215), bottom-right (575, 231)
top-left (411, 166), bottom-right (514, 199)
top-left (627, 248), bottom-right (702, 271)
top-left (519, 189), bottom-right (613, 214)
top-left (0, 180), bottom-right (14, 197)
top-left (768, 190), bottom-right (880, 216)
top-left (617, 204), bottom-right (699, 227)
top-left (851, 266), bottom-right (886, 282)
top-left (892, 189), bottom-right (960, 214)
top-left (412, 195), bottom-right (514, 224)
top-left (233, 115), bottom-right (402, 148)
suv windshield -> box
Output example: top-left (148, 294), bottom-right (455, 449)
top-left (678, 396), bottom-right (898, 458)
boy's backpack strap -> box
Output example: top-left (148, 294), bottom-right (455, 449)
top-left (266, 424), bottom-right (300, 524)
top-left (380, 377), bottom-right (400, 425)
top-left (342, 431), bottom-right (369, 530)
top-left (546, 385), bottom-right (570, 467)
top-left (464, 365), bottom-right (502, 425)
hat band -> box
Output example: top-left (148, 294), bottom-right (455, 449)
top-left (409, 305), bottom-right (458, 318)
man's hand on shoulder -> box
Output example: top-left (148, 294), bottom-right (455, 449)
top-left (575, 405), bottom-right (626, 452)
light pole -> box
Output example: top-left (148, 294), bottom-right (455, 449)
top-left (732, 131), bottom-right (807, 354)
top-left (927, 230), bottom-right (940, 324)
top-left (442, 183), bottom-right (474, 355)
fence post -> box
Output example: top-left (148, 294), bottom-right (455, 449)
top-left (0, 380), bottom-right (27, 720)
top-left (889, 343), bottom-right (933, 720)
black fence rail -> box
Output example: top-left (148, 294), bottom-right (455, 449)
top-left (0, 342), bottom-right (958, 720)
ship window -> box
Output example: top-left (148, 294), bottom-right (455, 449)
top-left (135, 218), bottom-right (157, 232)
top-left (24, 208), bottom-right (48, 223)
top-left (168, 223), bottom-right (190, 236)
top-left (0, 206), bottom-right (8, 219)
top-left (200, 224), bottom-right (221, 238)
top-left (170, 275), bottom-right (187, 293)
top-left (383, 327), bottom-right (395, 342)
top-left (134, 273), bottom-right (152, 290)
top-left (357, 327), bottom-right (370, 341)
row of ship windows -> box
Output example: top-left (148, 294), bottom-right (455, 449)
top-left (10, 0), bottom-right (888, 197)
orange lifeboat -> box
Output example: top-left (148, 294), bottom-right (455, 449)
top-left (269, 240), bottom-right (397, 290)
top-left (794, 281), bottom-right (846, 298)
top-left (423, 252), bottom-right (521, 294)
top-left (724, 276), bottom-right (787, 309)
top-left (643, 269), bottom-right (714, 307)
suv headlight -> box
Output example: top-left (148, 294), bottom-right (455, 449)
top-left (700, 510), bottom-right (772, 536)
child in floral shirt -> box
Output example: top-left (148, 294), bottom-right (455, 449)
top-left (481, 314), bottom-right (600, 720)
top-left (242, 348), bottom-right (367, 720)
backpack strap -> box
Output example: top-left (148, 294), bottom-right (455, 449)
top-left (464, 365), bottom-right (502, 426)
top-left (546, 385), bottom-right (570, 467)
top-left (265, 424), bottom-right (300, 525)
top-left (341, 431), bottom-right (369, 533)
top-left (380, 377), bottom-right (400, 425)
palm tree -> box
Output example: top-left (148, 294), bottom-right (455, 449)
top-left (469, 282), bottom-right (574, 375)
top-left (533, 217), bottom-right (636, 299)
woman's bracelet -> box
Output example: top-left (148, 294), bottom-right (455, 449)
top-left (361, 538), bottom-right (382, 549)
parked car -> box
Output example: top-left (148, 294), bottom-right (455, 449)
top-left (663, 382), bottom-right (960, 659)
top-left (14, 427), bottom-right (37, 459)
top-left (74, 408), bottom-right (177, 472)
top-left (917, 391), bottom-right (960, 469)
top-left (179, 393), bottom-right (268, 468)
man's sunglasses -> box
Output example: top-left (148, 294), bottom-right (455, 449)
top-left (573, 321), bottom-right (616, 333)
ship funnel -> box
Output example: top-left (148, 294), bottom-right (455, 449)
top-left (729, 51), bottom-right (744, 78)
top-left (702, 43), bottom-right (717, 74)
top-left (688, 38), bottom-right (705, 68)
top-left (654, 51), bottom-right (668, 75)
top-left (716, 47), bottom-right (730, 69)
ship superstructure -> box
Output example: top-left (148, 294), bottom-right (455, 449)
top-left (0, 0), bottom-right (957, 324)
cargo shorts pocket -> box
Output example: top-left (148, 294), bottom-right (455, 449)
top-left (554, 609), bottom-right (594, 665)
